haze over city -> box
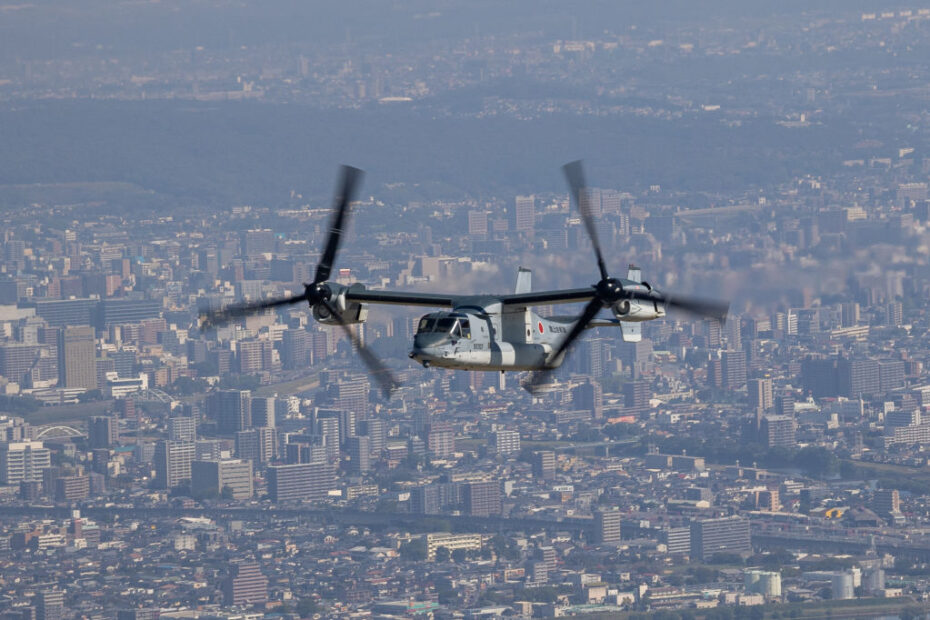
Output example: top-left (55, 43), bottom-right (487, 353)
top-left (2, 1), bottom-right (930, 619)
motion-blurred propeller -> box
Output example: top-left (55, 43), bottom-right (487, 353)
top-left (200, 165), bottom-right (399, 396)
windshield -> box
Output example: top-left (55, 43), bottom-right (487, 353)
top-left (417, 318), bottom-right (437, 333)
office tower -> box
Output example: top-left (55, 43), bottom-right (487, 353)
top-left (235, 427), bottom-right (276, 464)
top-left (410, 484), bottom-right (441, 515)
top-left (878, 360), bottom-right (906, 393)
top-left (223, 561), bottom-right (268, 606)
top-left (58, 325), bottom-right (97, 389)
top-left (532, 451), bottom-right (556, 480)
top-left (91, 448), bottom-right (110, 476)
top-left (357, 419), bottom-right (384, 457)
top-left (661, 527), bottom-right (691, 555)
top-left (463, 480), bottom-right (501, 517)
top-left (281, 329), bottom-right (312, 370)
top-left (267, 462), bottom-right (335, 502)
top-left (837, 358), bottom-right (880, 397)
top-left (873, 489), bottom-right (900, 516)
top-left (153, 440), bottom-right (195, 489)
top-left (572, 379), bottom-right (604, 419)
top-left (208, 390), bottom-right (252, 434)
top-left (335, 377), bottom-right (369, 420)
top-left (760, 415), bottom-right (796, 448)
top-left (240, 228), bottom-right (275, 256)
top-left (721, 350), bottom-right (747, 390)
top-left (316, 414), bottom-right (340, 461)
top-left (35, 589), bottom-right (64, 620)
top-left (492, 430), bottom-right (521, 456)
top-left (250, 396), bottom-right (276, 428)
top-left (594, 510), bottom-right (622, 545)
top-left (514, 195), bottom-right (535, 232)
top-left (88, 416), bottom-right (118, 449)
top-left (346, 435), bottom-right (371, 473)
top-left (191, 458), bottom-right (253, 500)
top-left (690, 517), bottom-right (751, 561)
top-left (577, 337), bottom-right (610, 379)
top-left (0, 441), bottom-right (51, 485)
top-left (748, 378), bottom-right (773, 413)
top-left (167, 416), bottom-right (197, 442)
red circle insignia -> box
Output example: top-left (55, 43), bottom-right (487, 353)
top-left (538, 322), bottom-right (544, 333)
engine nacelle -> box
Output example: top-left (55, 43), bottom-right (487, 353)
top-left (612, 298), bottom-right (665, 322)
top-left (312, 284), bottom-right (369, 325)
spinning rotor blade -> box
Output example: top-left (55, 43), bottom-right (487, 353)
top-left (627, 289), bottom-right (729, 322)
top-left (321, 299), bottom-right (400, 397)
top-left (524, 297), bottom-right (604, 393)
top-left (201, 293), bottom-right (309, 328)
top-left (563, 160), bottom-right (609, 281)
top-left (315, 165), bottom-right (364, 285)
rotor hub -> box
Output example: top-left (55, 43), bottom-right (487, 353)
top-left (596, 277), bottom-right (624, 304)
top-left (306, 282), bottom-right (332, 305)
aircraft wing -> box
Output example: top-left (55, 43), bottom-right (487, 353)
top-left (499, 287), bottom-right (596, 307)
top-left (344, 289), bottom-right (458, 308)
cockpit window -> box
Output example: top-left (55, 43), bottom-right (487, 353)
top-left (436, 318), bottom-right (456, 332)
top-left (417, 318), bottom-right (437, 333)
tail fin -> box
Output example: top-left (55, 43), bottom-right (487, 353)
top-left (627, 265), bottom-right (642, 283)
top-left (515, 267), bottom-right (532, 294)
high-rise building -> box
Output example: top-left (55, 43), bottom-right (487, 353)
top-left (721, 350), bottom-right (747, 390)
top-left (335, 378), bottom-right (369, 420)
top-left (463, 480), bottom-right (501, 517)
top-left (0, 343), bottom-right (41, 384)
top-left (357, 419), bottom-right (384, 457)
top-left (532, 451), bottom-right (556, 480)
top-left (467, 210), bottom-right (488, 237)
top-left (661, 527), bottom-right (691, 555)
top-left (690, 517), bottom-right (751, 561)
top-left (153, 440), bottom-right (195, 489)
top-left (594, 510), bottom-right (621, 545)
top-left (223, 561), bottom-right (268, 606)
top-left (623, 380), bottom-right (650, 411)
top-left (0, 441), bottom-right (51, 485)
top-left (35, 589), bottom-right (65, 620)
top-left (55, 475), bottom-right (90, 501)
top-left (88, 416), bottom-right (118, 449)
top-left (191, 458), bottom-right (253, 500)
top-left (316, 414), bottom-right (340, 461)
top-left (58, 325), bottom-right (97, 389)
top-left (267, 462), bottom-right (335, 502)
top-left (514, 195), bottom-right (535, 232)
top-left (760, 415), bottom-right (796, 448)
top-left (748, 378), bottom-right (774, 413)
top-left (873, 489), bottom-right (901, 516)
top-left (195, 439), bottom-right (223, 461)
top-left (237, 339), bottom-right (272, 374)
top-left (235, 427), bottom-right (276, 464)
top-left (492, 430), bottom-right (521, 456)
top-left (428, 427), bottom-right (455, 460)
top-left (838, 358), bottom-right (881, 397)
top-left (572, 379), bottom-right (604, 419)
top-left (346, 435), bottom-right (371, 473)
top-left (410, 484), bottom-right (441, 515)
top-left (167, 416), bottom-right (197, 442)
top-left (281, 329), bottom-right (312, 370)
top-left (250, 396), bottom-right (276, 428)
top-left (208, 390), bottom-right (252, 434)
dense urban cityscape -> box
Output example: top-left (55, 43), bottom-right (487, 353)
top-left (3, 1), bottom-right (930, 619)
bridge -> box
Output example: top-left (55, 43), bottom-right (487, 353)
top-left (33, 425), bottom-right (85, 439)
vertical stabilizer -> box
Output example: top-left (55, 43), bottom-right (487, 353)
top-left (627, 265), bottom-right (642, 283)
top-left (515, 268), bottom-right (532, 294)
top-left (620, 322), bottom-right (642, 342)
